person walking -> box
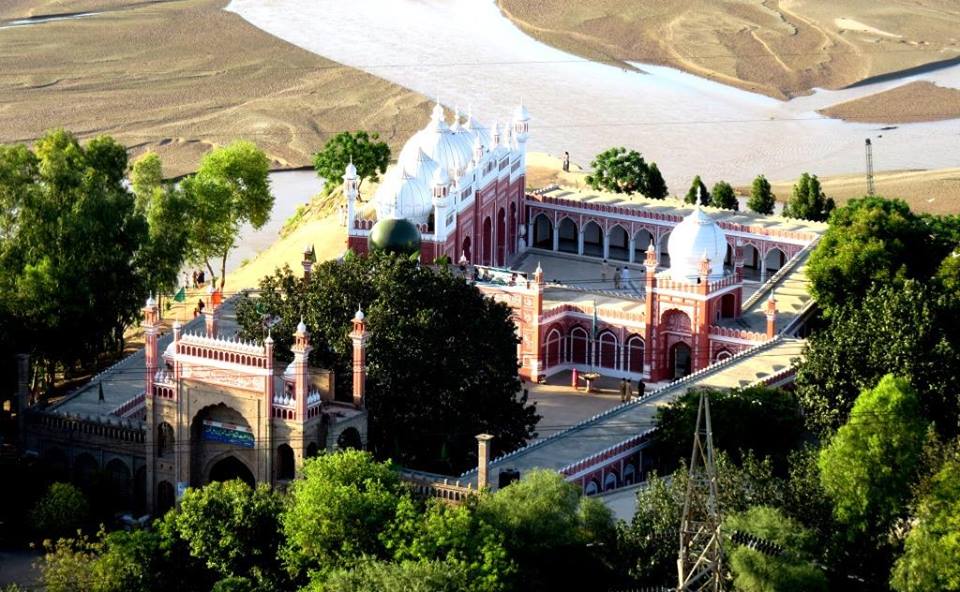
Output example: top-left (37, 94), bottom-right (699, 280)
top-left (614, 267), bottom-right (622, 290)
top-left (562, 151), bottom-right (570, 172)
top-left (636, 380), bottom-right (646, 399)
top-left (619, 377), bottom-right (629, 403)
top-left (601, 259), bottom-right (610, 284)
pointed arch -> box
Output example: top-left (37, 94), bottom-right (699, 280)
top-left (608, 225), bottom-right (629, 261)
top-left (532, 213), bottom-right (552, 249)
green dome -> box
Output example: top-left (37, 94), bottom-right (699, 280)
top-left (368, 218), bottom-right (421, 256)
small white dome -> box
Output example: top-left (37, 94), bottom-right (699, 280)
top-left (410, 149), bottom-right (439, 186)
top-left (667, 207), bottom-right (728, 282)
top-left (465, 114), bottom-right (491, 149)
top-left (432, 164), bottom-right (450, 187)
top-left (354, 307), bottom-right (365, 322)
top-left (296, 319), bottom-right (307, 334)
top-left (513, 102), bottom-right (530, 122)
top-left (146, 295), bottom-right (156, 308)
top-left (343, 160), bottom-right (357, 179)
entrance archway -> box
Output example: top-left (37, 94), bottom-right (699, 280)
top-left (570, 326), bottom-right (589, 366)
top-left (669, 342), bottom-right (692, 379)
top-left (597, 331), bottom-right (619, 369)
top-left (532, 214), bottom-right (552, 249)
top-left (461, 235), bottom-right (472, 263)
top-left (583, 221), bottom-right (603, 257)
top-left (191, 403), bottom-right (255, 486)
top-left (764, 248), bottom-right (786, 274)
top-left (209, 456), bottom-right (255, 487)
top-left (626, 335), bottom-right (645, 374)
top-left (544, 327), bottom-right (563, 369)
top-left (157, 481), bottom-right (175, 514)
top-left (608, 225), bottom-right (629, 261)
top-left (720, 293), bottom-right (736, 318)
top-left (276, 444), bottom-right (295, 481)
top-left (337, 427), bottom-right (363, 450)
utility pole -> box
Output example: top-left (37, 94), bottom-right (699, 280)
top-left (677, 391), bottom-right (723, 592)
top-left (865, 138), bottom-right (876, 197)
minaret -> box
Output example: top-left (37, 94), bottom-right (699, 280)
top-left (643, 242), bottom-right (657, 377)
top-left (344, 160), bottom-right (358, 232)
top-left (302, 244), bottom-right (315, 281)
top-left (525, 262), bottom-right (545, 382)
top-left (142, 295), bottom-right (160, 399)
top-left (204, 285), bottom-right (219, 338)
top-left (765, 294), bottom-right (778, 338)
top-left (492, 120), bottom-right (501, 148)
top-left (512, 101), bottom-right (530, 169)
top-left (697, 252), bottom-right (711, 294)
top-left (472, 135), bottom-right (484, 168)
top-left (291, 319), bottom-right (311, 420)
top-left (432, 166), bottom-right (451, 243)
top-left (349, 307), bottom-right (368, 409)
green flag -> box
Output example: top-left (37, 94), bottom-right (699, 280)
top-left (173, 287), bottom-right (186, 303)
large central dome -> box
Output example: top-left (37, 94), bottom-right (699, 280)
top-left (667, 207), bottom-right (728, 282)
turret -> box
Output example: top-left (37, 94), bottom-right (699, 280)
top-left (204, 285), bottom-right (220, 338)
top-left (291, 319), bottom-right (312, 419)
top-left (472, 136), bottom-right (484, 168)
top-left (302, 244), bottom-right (315, 281)
top-left (765, 294), bottom-right (777, 338)
top-left (431, 166), bottom-right (451, 241)
top-left (349, 307), bottom-right (368, 409)
top-left (343, 160), bottom-right (358, 230)
top-left (644, 241), bottom-right (658, 282)
top-left (143, 295), bottom-right (160, 399)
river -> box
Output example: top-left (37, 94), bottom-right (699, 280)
top-left (226, 0), bottom-right (960, 195)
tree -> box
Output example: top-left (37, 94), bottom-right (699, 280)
top-left (684, 175), bottom-right (709, 205)
top-left (173, 480), bottom-right (286, 587)
top-left (645, 162), bottom-right (668, 199)
top-left (313, 131), bottom-right (390, 196)
top-left (747, 175), bottom-right (775, 215)
top-left (710, 180), bottom-right (738, 210)
top-left (182, 140), bottom-right (273, 290)
top-left (807, 196), bottom-right (944, 316)
top-left (818, 375), bottom-right (930, 535)
top-left (31, 482), bottom-right (90, 540)
top-left (235, 254), bottom-right (538, 472)
top-left (0, 131), bottom-right (187, 388)
top-left (891, 449), bottom-right (960, 592)
top-left (384, 497), bottom-right (513, 592)
top-left (475, 469), bottom-right (615, 592)
top-left (654, 387), bottom-right (805, 472)
top-left (130, 152), bottom-right (164, 210)
top-left (782, 173), bottom-right (834, 221)
top-left (281, 451), bottom-right (409, 577)
top-left (724, 506), bottom-right (828, 592)
top-left (585, 147), bottom-right (649, 196)
top-left (314, 558), bottom-right (468, 592)
top-left (795, 281), bottom-right (960, 437)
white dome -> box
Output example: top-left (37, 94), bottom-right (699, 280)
top-left (432, 164), bottom-right (450, 187)
top-left (465, 114), bottom-right (491, 150)
top-left (513, 103), bottom-right (530, 122)
top-left (410, 149), bottom-right (439, 186)
top-left (343, 160), bottom-right (357, 179)
top-left (397, 104), bottom-right (473, 177)
top-left (376, 171), bottom-right (432, 224)
top-left (667, 207), bottom-right (728, 282)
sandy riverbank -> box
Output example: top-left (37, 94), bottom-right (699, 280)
top-left (496, 0), bottom-right (960, 114)
top-left (818, 81), bottom-right (960, 123)
top-left (0, 0), bottom-right (432, 177)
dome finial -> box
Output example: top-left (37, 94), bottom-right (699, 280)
top-left (354, 305), bottom-right (365, 322)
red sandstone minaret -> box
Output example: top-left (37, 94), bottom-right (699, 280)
top-left (302, 244), bottom-right (315, 281)
top-left (349, 307), bottom-right (368, 409)
top-left (291, 319), bottom-right (312, 419)
top-left (143, 295), bottom-right (160, 399)
top-left (765, 294), bottom-right (778, 338)
top-left (643, 242), bottom-right (658, 374)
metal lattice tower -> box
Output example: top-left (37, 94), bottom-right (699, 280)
top-left (677, 392), bottom-right (723, 592)
top-left (865, 138), bottom-right (876, 196)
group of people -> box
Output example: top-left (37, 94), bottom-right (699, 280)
top-left (191, 269), bottom-right (206, 289)
top-left (600, 259), bottom-right (631, 290)
top-left (619, 377), bottom-right (646, 403)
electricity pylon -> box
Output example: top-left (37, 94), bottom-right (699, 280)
top-left (677, 391), bottom-right (723, 592)
top-left (865, 138), bottom-right (876, 197)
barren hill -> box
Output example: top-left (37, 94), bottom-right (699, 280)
top-left (497, 0), bottom-right (960, 100)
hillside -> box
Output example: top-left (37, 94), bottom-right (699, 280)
top-left (0, 0), bottom-right (432, 177)
top-left (497, 0), bottom-right (960, 106)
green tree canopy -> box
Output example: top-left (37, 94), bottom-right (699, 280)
top-left (314, 558), bottom-right (468, 592)
top-left (710, 180), bottom-right (738, 210)
top-left (183, 140), bottom-right (273, 290)
top-left (0, 131), bottom-right (186, 388)
top-left (747, 175), bottom-right (775, 215)
top-left (654, 387), bottom-right (805, 472)
top-left (724, 506), bottom-right (828, 592)
top-left (235, 254), bottom-right (538, 472)
top-left (312, 130), bottom-right (390, 196)
top-left (585, 147), bottom-right (649, 196)
top-left (807, 196), bottom-right (945, 315)
top-left (475, 469), bottom-right (615, 592)
top-left (818, 375), bottom-right (930, 535)
top-left (31, 482), bottom-right (90, 540)
top-left (782, 173), bottom-right (834, 221)
top-left (281, 451), bottom-right (409, 577)
top-left (173, 480), bottom-right (286, 587)
top-left (891, 448), bottom-right (960, 592)
top-left (795, 281), bottom-right (960, 437)
top-left (684, 175), bottom-right (710, 205)
top-left (645, 162), bottom-right (668, 199)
